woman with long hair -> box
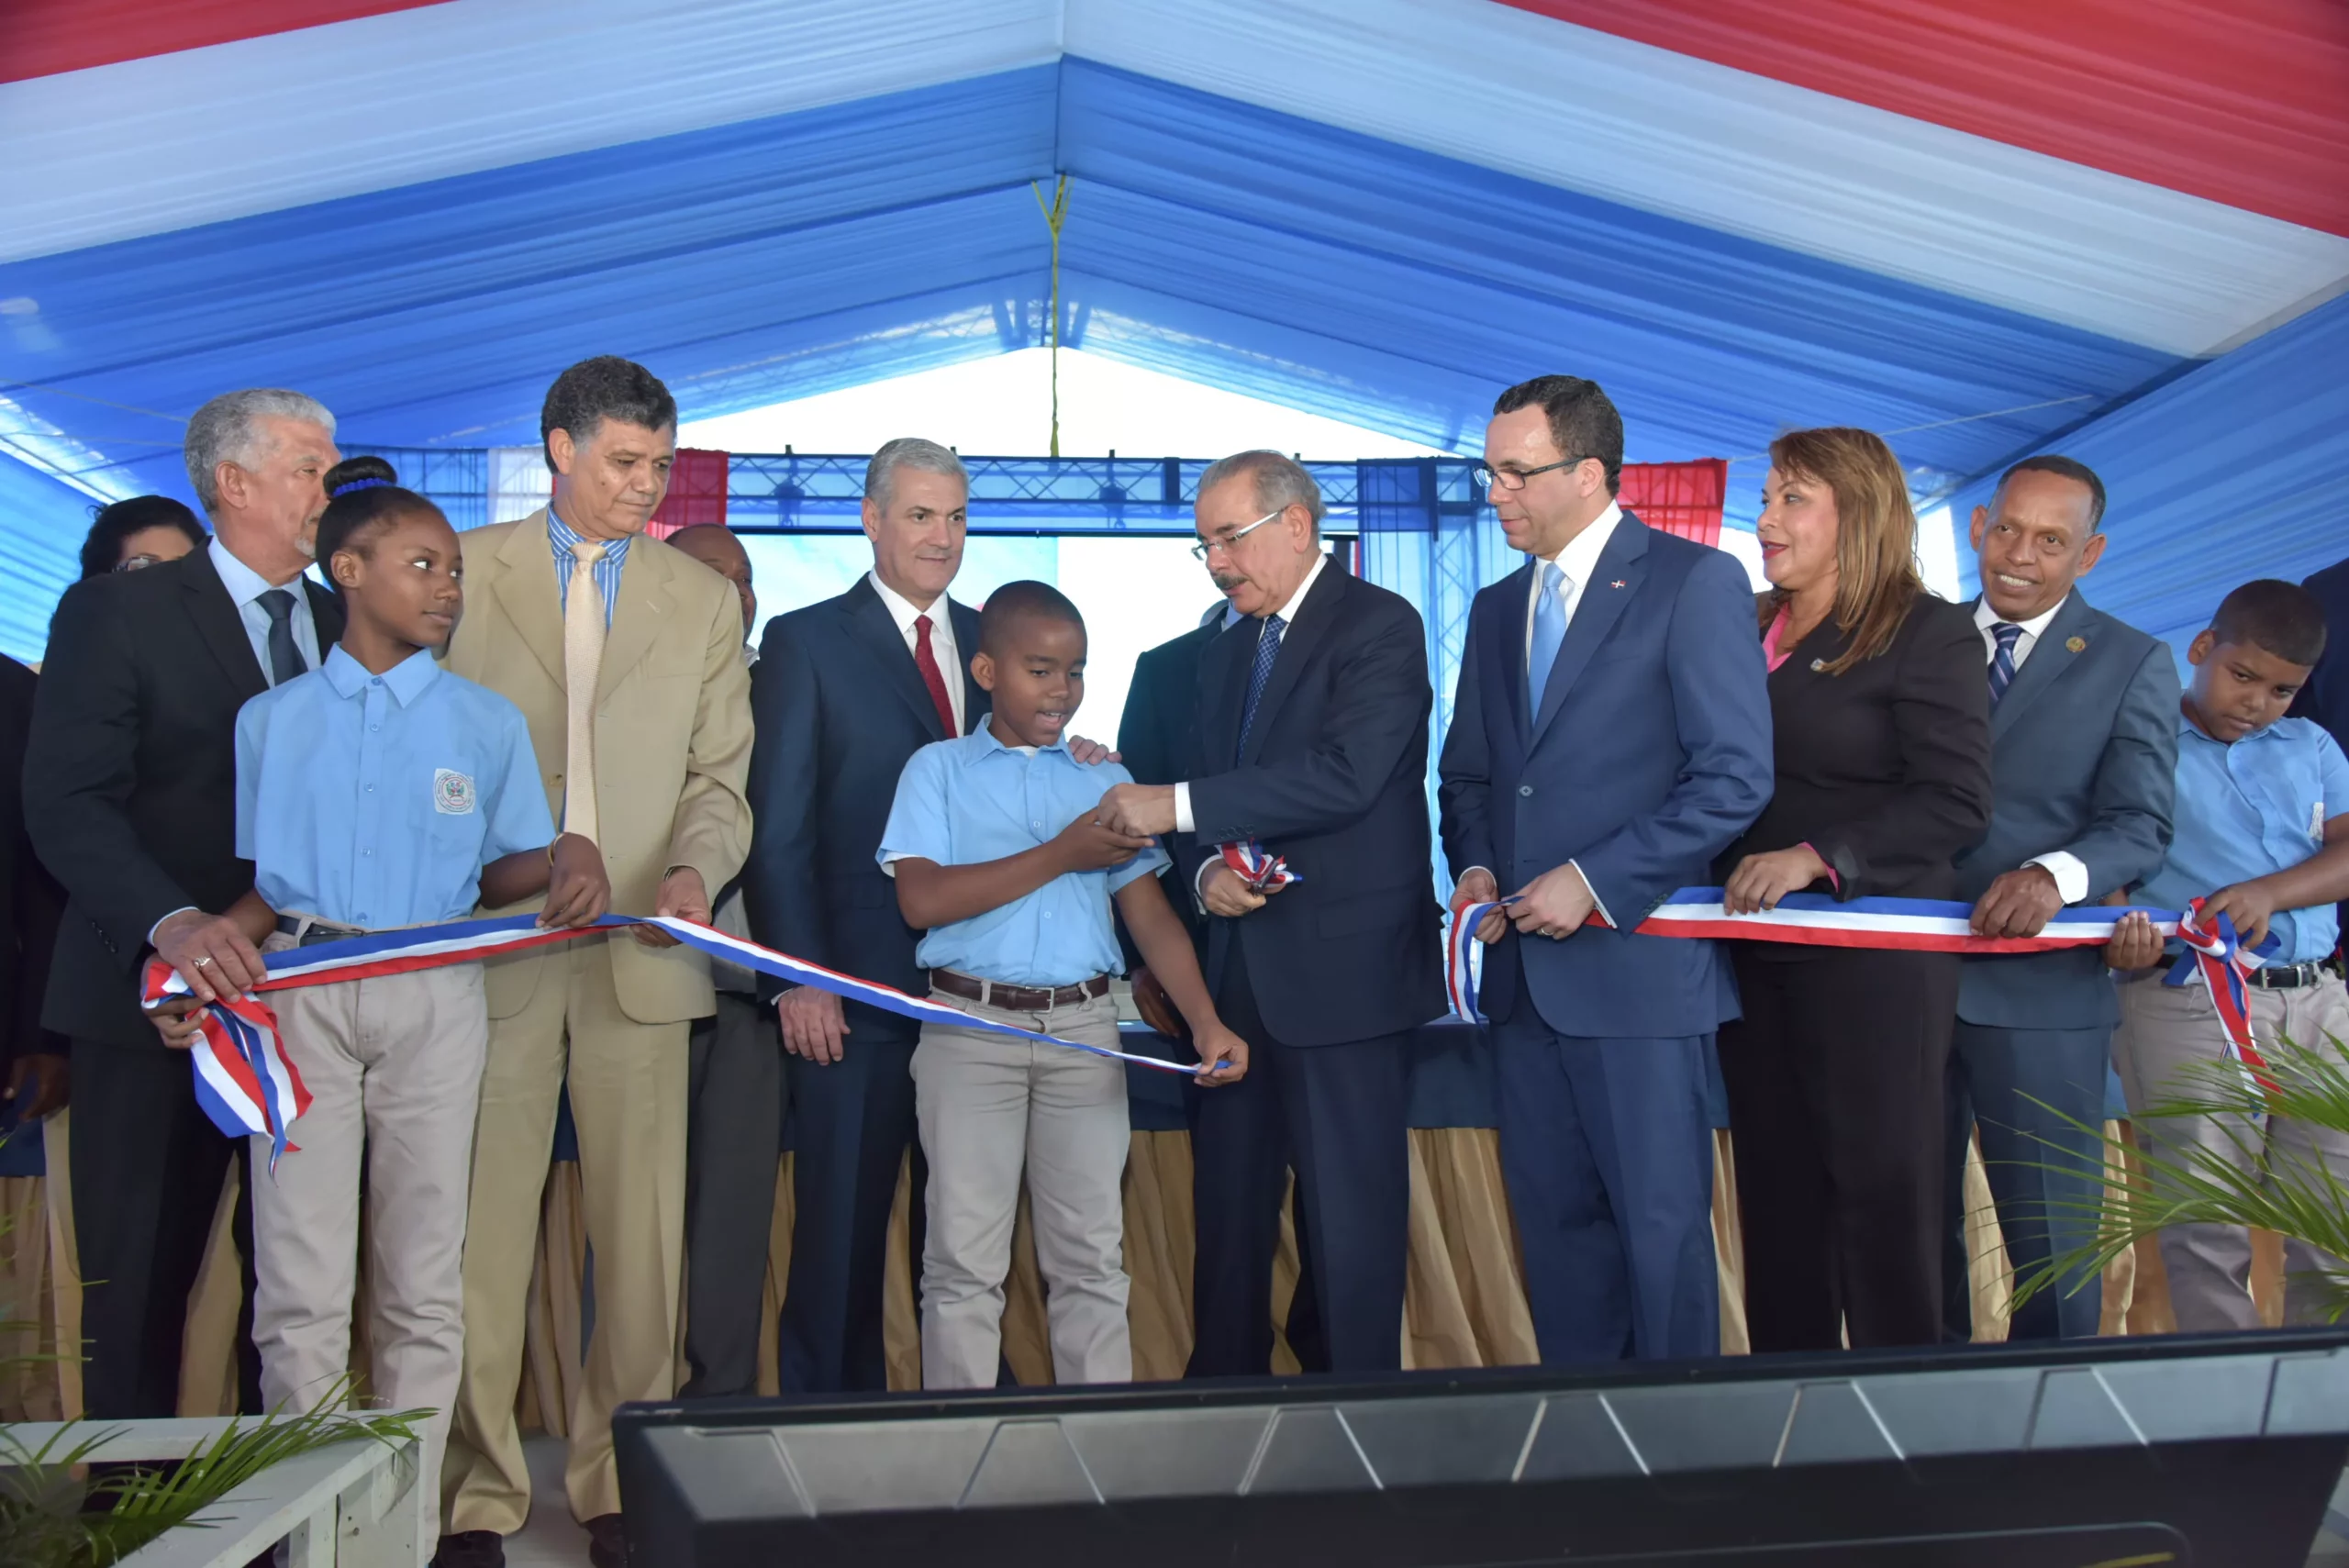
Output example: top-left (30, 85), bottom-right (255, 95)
top-left (1717, 426), bottom-right (1992, 1350)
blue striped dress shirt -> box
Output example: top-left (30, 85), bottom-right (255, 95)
top-left (547, 507), bottom-right (630, 628)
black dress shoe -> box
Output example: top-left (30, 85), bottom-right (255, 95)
top-left (430, 1530), bottom-right (506, 1568)
top-left (586, 1513), bottom-right (629, 1568)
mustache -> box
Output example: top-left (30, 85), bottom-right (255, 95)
top-left (1210, 571), bottom-right (1248, 592)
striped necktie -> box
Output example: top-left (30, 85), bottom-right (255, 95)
top-left (1236, 614), bottom-right (1286, 762)
top-left (1987, 621), bottom-right (2023, 707)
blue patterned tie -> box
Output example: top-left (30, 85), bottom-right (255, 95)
top-left (1987, 621), bottom-right (2023, 707)
top-left (1528, 562), bottom-right (1568, 711)
top-left (1236, 614), bottom-right (1286, 762)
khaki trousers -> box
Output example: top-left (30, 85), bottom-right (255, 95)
top-left (914, 987), bottom-right (1131, 1389)
top-left (441, 937), bottom-right (688, 1532)
top-left (250, 958), bottom-right (488, 1497)
top-left (2112, 968), bottom-right (2349, 1330)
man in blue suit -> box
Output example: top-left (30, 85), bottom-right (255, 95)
top-left (1943, 455), bottom-right (2178, 1342)
top-left (1438, 376), bottom-right (1772, 1363)
top-left (2289, 552), bottom-right (2349, 942)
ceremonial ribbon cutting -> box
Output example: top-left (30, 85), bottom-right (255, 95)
top-left (1219, 839), bottom-right (1300, 893)
top-left (146, 912), bottom-right (1217, 1172)
top-left (2165, 897), bottom-right (2283, 1100)
top-left (1446, 888), bottom-right (2192, 1027)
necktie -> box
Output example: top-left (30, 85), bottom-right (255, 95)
top-left (257, 588), bottom-right (306, 687)
top-left (1236, 614), bottom-right (1286, 762)
top-left (1528, 562), bottom-right (1568, 711)
top-left (562, 541), bottom-right (607, 843)
top-left (1987, 621), bottom-right (2023, 707)
top-left (913, 613), bottom-right (960, 737)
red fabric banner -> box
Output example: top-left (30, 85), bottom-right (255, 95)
top-left (646, 449), bottom-right (729, 538)
top-left (1508, 0), bottom-right (2349, 238)
top-left (1620, 459), bottom-right (1726, 549)
top-left (4, 0), bottom-right (449, 83)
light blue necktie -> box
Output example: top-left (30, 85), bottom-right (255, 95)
top-left (1987, 621), bottom-right (2023, 707)
top-left (1528, 562), bottom-right (1568, 711)
top-left (1236, 614), bottom-right (1286, 762)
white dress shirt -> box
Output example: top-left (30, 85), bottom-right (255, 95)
top-left (1173, 551), bottom-right (1330, 838)
top-left (869, 569), bottom-right (963, 735)
top-left (212, 536), bottom-right (322, 685)
top-left (1974, 593), bottom-right (2088, 904)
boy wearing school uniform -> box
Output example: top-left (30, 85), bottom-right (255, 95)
top-left (879, 581), bottom-right (1247, 1389)
top-left (2106, 579), bottom-right (2349, 1329)
top-left (157, 463), bottom-right (607, 1488)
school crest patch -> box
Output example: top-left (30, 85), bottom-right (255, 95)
top-left (433, 769), bottom-right (477, 816)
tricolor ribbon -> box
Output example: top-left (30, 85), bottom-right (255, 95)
top-left (148, 914), bottom-right (1211, 1162)
top-left (2164, 896), bottom-right (2280, 1099)
top-left (143, 961), bottom-right (312, 1175)
top-left (1441, 886), bottom-right (2188, 1024)
top-left (1219, 840), bottom-right (1300, 894)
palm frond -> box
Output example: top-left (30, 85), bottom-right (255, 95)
top-left (2009, 1027), bottom-right (2349, 1321)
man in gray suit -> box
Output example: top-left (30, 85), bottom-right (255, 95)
top-left (1943, 455), bottom-right (2179, 1341)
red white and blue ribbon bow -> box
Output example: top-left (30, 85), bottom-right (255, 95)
top-left (1442, 886), bottom-right (2186, 1024)
top-left (1219, 840), bottom-right (1300, 894)
top-left (148, 913), bottom-right (1214, 1163)
top-left (144, 960), bottom-right (312, 1174)
top-left (2165, 897), bottom-right (2281, 1098)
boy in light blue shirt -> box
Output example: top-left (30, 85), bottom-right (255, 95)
top-left (879, 581), bottom-right (1244, 1388)
top-left (156, 459), bottom-right (607, 1484)
top-left (2106, 579), bottom-right (2349, 1329)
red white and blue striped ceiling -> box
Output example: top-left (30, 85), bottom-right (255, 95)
top-left (3, 0), bottom-right (2345, 512)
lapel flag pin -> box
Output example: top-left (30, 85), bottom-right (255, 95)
top-left (2065, 636), bottom-right (2087, 653)
top-left (1809, 658), bottom-right (1826, 672)
top-left (1609, 579), bottom-right (1627, 589)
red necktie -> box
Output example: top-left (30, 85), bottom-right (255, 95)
top-left (913, 613), bottom-right (959, 737)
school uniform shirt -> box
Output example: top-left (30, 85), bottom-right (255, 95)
top-left (235, 645), bottom-right (555, 929)
top-left (2135, 711), bottom-right (2349, 964)
top-left (877, 728), bottom-right (1169, 987)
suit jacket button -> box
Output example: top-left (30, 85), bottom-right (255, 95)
top-left (1519, 784), bottom-right (1533, 796)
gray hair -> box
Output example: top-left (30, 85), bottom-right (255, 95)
top-left (184, 388), bottom-right (336, 515)
top-left (864, 437), bottom-right (969, 513)
top-left (1198, 450), bottom-right (1323, 536)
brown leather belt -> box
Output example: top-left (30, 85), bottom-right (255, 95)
top-left (931, 969), bottom-right (1110, 1012)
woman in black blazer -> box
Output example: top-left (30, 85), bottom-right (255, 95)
top-left (1716, 427), bottom-right (1992, 1351)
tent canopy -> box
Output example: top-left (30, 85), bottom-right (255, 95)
top-left (3, 0), bottom-right (2345, 657)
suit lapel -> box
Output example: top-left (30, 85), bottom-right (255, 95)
top-left (490, 510), bottom-right (566, 692)
top-left (949, 596), bottom-right (985, 735)
top-left (1238, 561), bottom-right (1342, 766)
top-left (1529, 517), bottom-right (1650, 746)
top-left (847, 577), bottom-right (952, 741)
top-left (1990, 592), bottom-right (2097, 740)
top-left (1489, 561), bottom-right (1534, 744)
top-left (596, 541), bottom-right (675, 704)
top-left (177, 547), bottom-right (266, 697)
top-left (303, 576), bottom-right (345, 651)
top-left (1200, 614), bottom-right (1251, 769)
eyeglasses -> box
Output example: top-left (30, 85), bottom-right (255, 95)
top-left (114, 553), bottom-right (168, 573)
top-left (1473, 455), bottom-right (1587, 494)
top-left (1189, 507), bottom-right (1283, 562)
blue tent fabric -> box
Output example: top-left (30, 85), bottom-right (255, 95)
top-left (0, 450), bottom-right (93, 660)
top-left (2, 61), bottom-right (2173, 517)
top-left (1950, 290), bottom-right (2349, 660)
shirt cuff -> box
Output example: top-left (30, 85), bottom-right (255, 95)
top-left (148, 906), bottom-right (198, 946)
top-left (2025, 851), bottom-right (2090, 905)
top-left (1566, 860), bottom-right (1615, 929)
top-left (1193, 852), bottom-right (1218, 912)
top-left (1173, 781), bottom-right (1195, 836)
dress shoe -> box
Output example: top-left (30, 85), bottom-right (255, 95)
top-left (586, 1513), bottom-right (629, 1568)
top-left (430, 1530), bottom-right (506, 1568)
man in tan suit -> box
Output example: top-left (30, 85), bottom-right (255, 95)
top-left (436, 357), bottom-right (752, 1568)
